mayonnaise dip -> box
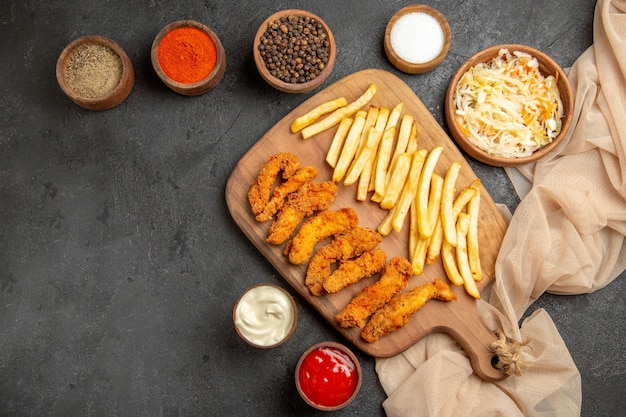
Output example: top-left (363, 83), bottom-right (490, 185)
top-left (234, 285), bottom-right (296, 347)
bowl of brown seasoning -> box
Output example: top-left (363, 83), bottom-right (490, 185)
top-left (56, 35), bottom-right (134, 111)
top-left (253, 9), bottom-right (336, 93)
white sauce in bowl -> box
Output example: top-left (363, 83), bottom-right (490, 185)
top-left (234, 285), bottom-right (295, 347)
top-left (390, 12), bottom-right (444, 64)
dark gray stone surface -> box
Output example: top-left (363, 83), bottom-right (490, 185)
top-left (0, 0), bottom-right (623, 416)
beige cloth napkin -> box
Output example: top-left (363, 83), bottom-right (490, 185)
top-left (376, 0), bottom-right (626, 415)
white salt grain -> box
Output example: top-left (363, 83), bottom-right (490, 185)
top-left (390, 12), bottom-right (444, 64)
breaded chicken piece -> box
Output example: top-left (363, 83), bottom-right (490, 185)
top-left (322, 249), bottom-right (387, 294)
top-left (335, 257), bottom-right (412, 328)
top-left (361, 278), bottom-right (456, 343)
top-left (249, 152), bottom-right (300, 216)
top-left (306, 227), bottom-right (382, 296)
top-left (266, 181), bottom-right (338, 245)
top-left (256, 165), bottom-right (318, 222)
top-left (286, 208), bottom-right (358, 265)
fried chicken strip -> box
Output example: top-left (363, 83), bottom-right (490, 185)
top-left (306, 227), bottom-right (382, 296)
top-left (266, 181), bottom-right (338, 245)
top-left (248, 152), bottom-right (300, 216)
top-left (256, 165), bottom-right (318, 222)
top-left (361, 278), bottom-right (457, 343)
top-left (286, 208), bottom-right (359, 265)
top-left (335, 257), bottom-right (412, 328)
top-left (322, 249), bottom-right (387, 294)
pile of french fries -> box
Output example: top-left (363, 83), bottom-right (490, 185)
top-left (291, 84), bottom-right (484, 299)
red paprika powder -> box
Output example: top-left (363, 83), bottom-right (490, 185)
top-left (157, 26), bottom-right (217, 84)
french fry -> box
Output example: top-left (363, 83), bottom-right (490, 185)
top-left (409, 193), bottom-right (419, 257)
top-left (426, 186), bottom-right (477, 264)
top-left (384, 102), bottom-right (404, 132)
top-left (380, 152), bottom-right (412, 210)
top-left (416, 146), bottom-right (443, 237)
top-left (291, 96), bottom-right (348, 133)
top-left (442, 239), bottom-right (464, 286)
top-left (351, 106), bottom-right (379, 163)
top-left (377, 207), bottom-right (395, 236)
top-left (382, 115), bottom-right (413, 190)
top-left (373, 107), bottom-right (392, 136)
top-left (332, 110), bottom-right (366, 182)
top-left (356, 157), bottom-right (374, 201)
top-left (467, 180), bottom-right (483, 281)
top-left (411, 233), bottom-right (431, 276)
top-left (326, 117), bottom-right (353, 168)
top-left (405, 120), bottom-right (419, 154)
top-left (344, 107), bottom-right (380, 184)
top-left (301, 84), bottom-right (377, 139)
top-left (387, 115), bottom-right (414, 179)
top-left (426, 218), bottom-right (445, 265)
top-left (441, 161), bottom-right (463, 247)
top-left (370, 103), bottom-right (404, 196)
top-left (412, 174), bottom-right (443, 275)
top-left (453, 186), bottom-right (478, 216)
top-left (371, 126), bottom-right (396, 202)
top-left (426, 173), bottom-right (444, 232)
top-left (391, 150), bottom-right (427, 232)
top-left (455, 213), bottom-right (480, 299)
top-left (357, 107), bottom-right (390, 200)
top-left (344, 127), bottom-right (380, 186)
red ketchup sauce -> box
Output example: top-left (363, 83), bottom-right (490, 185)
top-left (297, 346), bottom-right (359, 407)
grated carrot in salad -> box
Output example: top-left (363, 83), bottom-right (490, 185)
top-left (452, 48), bottom-right (563, 158)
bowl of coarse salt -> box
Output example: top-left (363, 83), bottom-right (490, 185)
top-left (56, 35), bottom-right (134, 111)
top-left (384, 4), bottom-right (451, 74)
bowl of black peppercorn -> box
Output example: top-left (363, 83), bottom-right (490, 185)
top-left (253, 9), bottom-right (336, 93)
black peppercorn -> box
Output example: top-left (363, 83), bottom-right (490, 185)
top-left (258, 14), bottom-right (330, 84)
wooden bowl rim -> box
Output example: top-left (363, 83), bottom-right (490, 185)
top-left (232, 283), bottom-right (298, 349)
top-left (151, 20), bottom-right (226, 95)
top-left (384, 4), bottom-right (452, 74)
top-left (295, 341), bottom-right (362, 411)
top-left (56, 35), bottom-right (134, 110)
top-left (253, 9), bottom-right (336, 93)
top-left (444, 44), bottom-right (574, 167)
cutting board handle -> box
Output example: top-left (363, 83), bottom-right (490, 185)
top-left (440, 311), bottom-right (507, 382)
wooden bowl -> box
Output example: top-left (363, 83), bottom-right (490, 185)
top-left (151, 20), bottom-right (226, 96)
top-left (253, 9), bottom-right (336, 93)
top-left (56, 35), bottom-right (134, 111)
top-left (233, 284), bottom-right (298, 349)
top-left (384, 5), bottom-right (451, 74)
top-left (445, 44), bottom-right (574, 167)
top-left (295, 341), bottom-right (362, 411)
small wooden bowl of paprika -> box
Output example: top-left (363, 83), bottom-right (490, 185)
top-left (151, 20), bottom-right (226, 96)
top-left (56, 35), bottom-right (134, 111)
top-left (253, 9), bottom-right (336, 93)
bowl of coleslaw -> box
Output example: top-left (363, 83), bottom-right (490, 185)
top-left (445, 44), bottom-right (573, 167)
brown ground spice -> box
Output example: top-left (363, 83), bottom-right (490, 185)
top-left (65, 43), bottom-right (123, 99)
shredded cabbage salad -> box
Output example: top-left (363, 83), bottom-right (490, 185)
top-left (453, 48), bottom-right (563, 158)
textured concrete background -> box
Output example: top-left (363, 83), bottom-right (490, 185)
top-left (0, 0), bottom-right (623, 416)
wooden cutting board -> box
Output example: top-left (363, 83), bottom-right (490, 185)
top-left (226, 69), bottom-right (509, 381)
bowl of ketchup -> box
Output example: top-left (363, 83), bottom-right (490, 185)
top-left (295, 341), bottom-right (362, 411)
